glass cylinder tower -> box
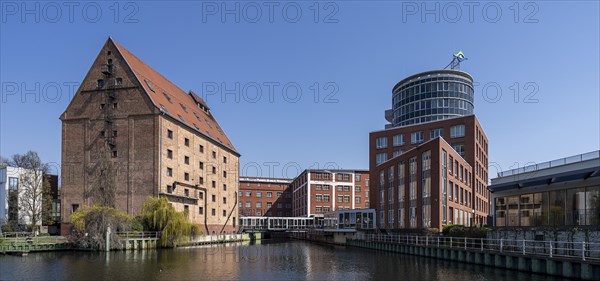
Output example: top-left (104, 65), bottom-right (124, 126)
top-left (386, 70), bottom-right (474, 128)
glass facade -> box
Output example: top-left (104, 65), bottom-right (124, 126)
top-left (391, 72), bottom-right (474, 127)
top-left (495, 185), bottom-right (600, 227)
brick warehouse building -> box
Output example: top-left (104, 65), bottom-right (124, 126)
top-left (369, 69), bottom-right (490, 231)
top-left (291, 169), bottom-right (370, 217)
top-left (60, 37), bottom-right (240, 234)
top-left (238, 177), bottom-right (293, 217)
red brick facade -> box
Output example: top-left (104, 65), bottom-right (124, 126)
top-left (370, 115), bottom-right (489, 230)
top-left (291, 170), bottom-right (370, 217)
top-left (238, 177), bottom-right (292, 217)
top-left (60, 38), bottom-right (240, 235)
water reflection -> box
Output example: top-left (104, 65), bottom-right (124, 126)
top-left (1, 240), bottom-right (566, 281)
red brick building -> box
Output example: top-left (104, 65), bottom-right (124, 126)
top-left (238, 177), bottom-right (293, 217)
top-left (369, 70), bottom-right (489, 231)
top-left (60, 37), bottom-right (240, 234)
top-left (291, 170), bottom-right (370, 217)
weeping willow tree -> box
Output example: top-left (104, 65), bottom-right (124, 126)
top-left (70, 205), bottom-right (132, 250)
top-left (141, 196), bottom-right (200, 247)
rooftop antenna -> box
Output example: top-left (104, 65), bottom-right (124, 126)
top-left (444, 51), bottom-right (467, 70)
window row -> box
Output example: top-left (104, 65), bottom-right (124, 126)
top-left (393, 76), bottom-right (473, 94)
top-left (241, 202), bottom-right (291, 209)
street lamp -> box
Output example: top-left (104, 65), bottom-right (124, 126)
top-left (471, 209), bottom-right (475, 227)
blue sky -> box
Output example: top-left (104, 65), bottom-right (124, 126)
top-left (1, 1), bottom-right (599, 179)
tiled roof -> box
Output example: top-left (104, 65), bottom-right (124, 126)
top-left (112, 39), bottom-right (237, 154)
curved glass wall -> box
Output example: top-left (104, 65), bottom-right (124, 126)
top-left (391, 73), bottom-right (474, 127)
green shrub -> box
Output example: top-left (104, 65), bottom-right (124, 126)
top-left (1, 224), bottom-right (12, 233)
top-left (131, 216), bottom-right (148, 232)
top-left (141, 196), bottom-right (201, 247)
top-left (70, 205), bottom-right (133, 250)
top-left (443, 224), bottom-right (490, 238)
top-left (442, 224), bottom-right (459, 236)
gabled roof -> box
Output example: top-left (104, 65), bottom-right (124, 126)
top-left (111, 38), bottom-right (237, 154)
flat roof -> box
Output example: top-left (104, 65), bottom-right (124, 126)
top-left (489, 151), bottom-right (600, 193)
top-left (392, 69), bottom-right (473, 92)
top-left (496, 151), bottom-right (599, 178)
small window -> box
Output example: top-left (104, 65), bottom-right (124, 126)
top-left (180, 103), bottom-right (188, 113)
top-left (223, 210), bottom-right (227, 217)
top-left (199, 177), bottom-right (204, 184)
top-left (107, 51), bottom-right (112, 55)
top-left (211, 195), bottom-right (216, 202)
top-left (212, 151), bottom-right (216, 159)
top-left (167, 149), bottom-right (173, 159)
top-left (100, 103), bottom-right (106, 109)
top-left (100, 130), bottom-right (105, 137)
top-left (163, 93), bottom-right (173, 104)
top-left (184, 156), bottom-right (190, 164)
top-left (184, 138), bottom-right (190, 147)
top-left (178, 115), bottom-right (186, 124)
top-left (223, 171), bottom-right (227, 178)
top-left (450, 125), bottom-right (465, 138)
top-left (376, 137), bottom-right (388, 149)
top-left (72, 204), bottom-right (80, 213)
top-left (199, 145), bottom-right (204, 153)
top-left (112, 130), bottom-right (118, 137)
top-left (97, 79), bottom-right (105, 88)
top-left (199, 207), bottom-right (204, 215)
top-left (166, 167), bottom-right (173, 177)
top-left (184, 173), bottom-right (189, 181)
top-left (223, 197), bottom-right (227, 204)
top-left (167, 129), bottom-right (173, 139)
top-left (112, 151), bottom-right (118, 158)
top-left (116, 78), bottom-right (123, 85)
top-left (411, 131), bottom-right (424, 144)
top-left (223, 156), bottom-right (227, 163)
top-left (212, 166), bottom-right (216, 174)
top-left (211, 209), bottom-right (216, 216)
top-left (199, 192), bottom-right (204, 200)
top-left (145, 80), bottom-right (155, 92)
top-left (184, 189), bottom-right (189, 197)
top-left (113, 103), bottom-right (118, 109)
top-left (212, 181), bottom-right (216, 188)
top-left (160, 104), bottom-right (169, 113)
top-left (199, 162), bottom-right (204, 169)
top-left (223, 184), bottom-right (227, 191)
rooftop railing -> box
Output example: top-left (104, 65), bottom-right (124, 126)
top-left (497, 151), bottom-right (599, 178)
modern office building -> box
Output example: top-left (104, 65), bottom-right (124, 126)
top-left (238, 177), bottom-right (293, 217)
top-left (490, 151), bottom-right (600, 227)
top-left (0, 166), bottom-right (43, 227)
top-left (60, 37), bottom-right (240, 234)
top-left (290, 169), bottom-right (370, 217)
top-left (370, 69), bottom-right (490, 231)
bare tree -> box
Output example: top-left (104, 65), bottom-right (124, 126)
top-left (0, 156), bottom-right (9, 168)
top-left (11, 151), bottom-right (50, 235)
top-left (86, 148), bottom-right (117, 207)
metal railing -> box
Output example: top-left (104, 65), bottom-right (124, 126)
top-left (116, 231), bottom-right (161, 239)
top-left (497, 150), bottom-right (599, 177)
top-left (357, 234), bottom-right (600, 261)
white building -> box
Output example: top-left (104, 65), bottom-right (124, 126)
top-left (0, 166), bottom-right (43, 226)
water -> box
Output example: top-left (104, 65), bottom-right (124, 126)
top-left (0, 240), bottom-right (567, 281)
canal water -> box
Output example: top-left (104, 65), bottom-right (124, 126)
top-left (0, 240), bottom-right (567, 280)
